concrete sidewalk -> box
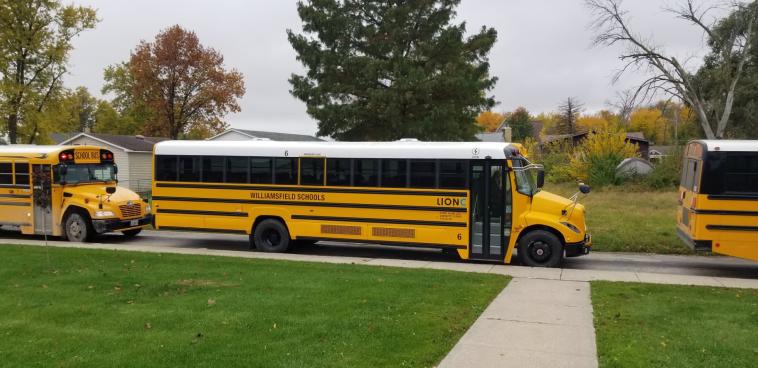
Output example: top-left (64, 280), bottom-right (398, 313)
top-left (438, 278), bottom-right (597, 368)
top-left (3, 237), bottom-right (757, 289)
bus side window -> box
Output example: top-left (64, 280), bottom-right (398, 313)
top-left (251, 158), bottom-right (273, 184)
top-left (178, 156), bottom-right (201, 182)
top-left (14, 163), bottom-right (30, 187)
top-left (0, 162), bottom-right (12, 185)
top-left (155, 156), bottom-right (178, 181)
top-left (381, 159), bottom-right (407, 188)
top-left (354, 159), bottom-right (378, 187)
top-left (275, 158), bottom-right (298, 185)
top-left (409, 160), bottom-right (436, 188)
top-left (439, 160), bottom-right (467, 189)
top-left (202, 156), bottom-right (225, 183)
top-left (725, 153), bottom-right (758, 194)
top-left (326, 158), bottom-right (351, 186)
top-left (300, 158), bottom-right (325, 186)
top-left (226, 157), bottom-right (249, 184)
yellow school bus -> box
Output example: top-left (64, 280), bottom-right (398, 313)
top-left (152, 140), bottom-right (591, 267)
top-left (0, 145), bottom-right (152, 241)
top-left (677, 140), bottom-right (758, 261)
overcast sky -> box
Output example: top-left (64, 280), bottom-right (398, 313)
top-left (66, 0), bottom-right (718, 136)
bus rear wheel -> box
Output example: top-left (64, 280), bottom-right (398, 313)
top-left (64, 212), bottom-right (93, 243)
top-left (517, 230), bottom-right (563, 268)
top-left (252, 219), bottom-right (291, 252)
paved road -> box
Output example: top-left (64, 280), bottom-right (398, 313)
top-left (4, 229), bottom-right (755, 280)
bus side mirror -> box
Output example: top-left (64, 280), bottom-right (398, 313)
top-left (113, 165), bottom-right (118, 175)
top-left (536, 170), bottom-right (545, 189)
top-left (579, 183), bottom-right (591, 194)
top-left (106, 187), bottom-right (117, 194)
top-left (58, 165), bottom-right (67, 185)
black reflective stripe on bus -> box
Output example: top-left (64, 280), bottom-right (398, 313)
top-left (707, 194), bottom-right (758, 201)
top-left (297, 236), bottom-right (467, 250)
top-left (0, 185), bottom-right (30, 189)
top-left (291, 214), bottom-right (467, 227)
top-left (694, 209), bottom-right (758, 216)
top-left (155, 182), bottom-right (466, 197)
top-left (151, 196), bottom-right (467, 213)
top-left (158, 226), bottom-right (248, 234)
top-left (0, 194), bottom-right (31, 199)
top-left (0, 201), bottom-right (30, 206)
top-left (706, 225), bottom-right (758, 232)
top-left (157, 209), bottom-right (248, 217)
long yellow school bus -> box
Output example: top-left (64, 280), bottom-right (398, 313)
top-left (677, 140), bottom-right (758, 261)
top-left (0, 145), bottom-right (152, 241)
top-left (152, 140), bottom-right (591, 267)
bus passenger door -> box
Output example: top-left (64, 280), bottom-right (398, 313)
top-left (31, 165), bottom-right (53, 235)
top-left (469, 161), bottom-right (510, 260)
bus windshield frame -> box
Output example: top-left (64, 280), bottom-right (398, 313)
top-left (511, 157), bottom-right (541, 196)
top-left (54, 163), bottom-right (117, 185)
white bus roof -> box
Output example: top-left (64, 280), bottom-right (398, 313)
top-left (697, 140), bottom-right (758, 152)
top-left (155, 140), bottom-right (521, 160)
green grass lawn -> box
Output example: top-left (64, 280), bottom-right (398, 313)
top-left (0, 245), bottom-right (508, 368)
top-left (592, 281), bottom-right (758, 368)
top-left (545, 184), bottom-right (690, 254)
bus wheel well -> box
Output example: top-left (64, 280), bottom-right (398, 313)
top-left (517, 225), bottom-right (565, 246)
top-left (251, 216), bottom-right (289, 235)
top-left (63, 206), bottom-right (91, 222)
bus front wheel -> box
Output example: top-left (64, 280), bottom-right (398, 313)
top-left (517, 230), bottom-right (563, 268)
top-left (252, 219), bottom-right (291, 253)
top-left (64, 212), bottom-right (93, 243)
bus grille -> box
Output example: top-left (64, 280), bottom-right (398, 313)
top-left (321, 224), bottom-right (361, 236)
top-left (372, 227), bottom-right (415, 239)
top-left (119, 204), bottom-right (142, 218)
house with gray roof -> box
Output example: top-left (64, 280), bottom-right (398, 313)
top-left (56, 133), bottom-right (168, 194)
top-left (208, 128), bottom-right (323, 141)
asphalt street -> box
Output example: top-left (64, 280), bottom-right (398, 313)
top-left (4, 229), bottom-right (754, 280)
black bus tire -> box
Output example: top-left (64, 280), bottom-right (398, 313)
top-left (252, 219), bottom-right (291, 253)
top-left (517, 230), bottom-right (563, 268)
top-left (64, 212), bottom-right (93, 243)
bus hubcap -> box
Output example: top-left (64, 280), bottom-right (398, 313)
top-left (530, 241), bottom-right (551, 262)
top-left (264, 230), bottom-right (281, 246)
top-left (69, 220), bottom-right (82, 238)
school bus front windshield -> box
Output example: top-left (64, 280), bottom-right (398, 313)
top-left (54, 163), bottom-right (117, 185)
top-left (512, 158), bottom-right (539, 196)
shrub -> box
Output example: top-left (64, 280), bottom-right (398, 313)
top-left (569, 129), bottom-right (639, 187)
top-left (642, 146), bottom-right (683, 189)
top-left (524, 138), bottom-right (575, 183)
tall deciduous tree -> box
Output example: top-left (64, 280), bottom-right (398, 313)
top-left (476, 111), bottom-right (506, 133)
top-left (288, 0), bottom-right (498, 141)
top-left (586, 0), bottom-right (757, 139)
top-left (0, 0), bottom-right (97, 143)
top-left (104, 25), bottom-right (245, 139)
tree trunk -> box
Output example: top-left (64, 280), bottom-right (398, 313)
top-left (7, 114), bottom-right (18, 144)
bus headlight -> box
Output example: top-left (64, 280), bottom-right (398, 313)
top-left (560, 221), bottom-right (581, 234)
top-left (95, 210), bottom-right (115, 218)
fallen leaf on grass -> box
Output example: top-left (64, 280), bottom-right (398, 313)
top-left (207, 298), bottom-right (216, 306)
top-left (144, 322), bottom-right (152, 330)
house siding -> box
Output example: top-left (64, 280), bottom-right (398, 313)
top-left (127, 152), bottom-right (153, 194)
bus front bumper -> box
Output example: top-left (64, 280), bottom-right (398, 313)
top-left (92, 215), bottom-right (153, 234)
top-left (565, 233), bottom-right (592, 257)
